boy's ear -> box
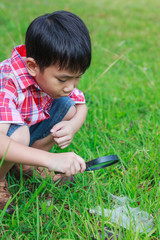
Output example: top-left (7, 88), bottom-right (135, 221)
top-left (25, 57), bottom-right (39, 77)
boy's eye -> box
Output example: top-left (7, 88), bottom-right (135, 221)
top-left (58, 79), bottom-right (67, 83)
top-left (57, 76), bottom-right (82, 83)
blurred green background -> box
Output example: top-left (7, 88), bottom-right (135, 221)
top-left (0, 0), bottom-right (160, 239)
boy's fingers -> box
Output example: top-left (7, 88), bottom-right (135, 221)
top-left (59, 143), bottom-right (70, 149)
top-left (74, 161), bottom-right (81, 174)
top-left (51, 129), bottom-right (66, 138)
top-left (80, 162), bottom-right (86, 173)
top-left (70, 162), bottom-right (80, 175)
top-left (50, 122), bottom-right (64, 133)
top-left (54, 136), bottom-right (69, 145)
top-left (75, 154), bottom-right (86, 172)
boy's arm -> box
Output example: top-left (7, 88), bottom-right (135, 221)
top-left (51, 103), bottom-right (87, 149)
top-left (68, 103), bottom-right (88, 133)
top-left (0, 132), bottom-right (86, 175)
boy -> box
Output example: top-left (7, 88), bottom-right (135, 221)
top-left (0, 10), bottom-right (91, 213)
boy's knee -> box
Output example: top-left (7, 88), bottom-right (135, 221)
top-left (10, 125), bottom-right (30, 146)
top-left (64, 105), bottom-right (76, 121)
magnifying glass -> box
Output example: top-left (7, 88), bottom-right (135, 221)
top-left (85, 154), bottom-right (119, 171)
top-left (55, 155), bottom-right (119, 174)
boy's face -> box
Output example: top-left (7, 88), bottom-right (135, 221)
top-left (34, 65), bottom-right (82, 98)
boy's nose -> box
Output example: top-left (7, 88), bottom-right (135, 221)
top-left (63, 81), bottom-right (74, 94)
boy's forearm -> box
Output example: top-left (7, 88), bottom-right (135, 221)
top-left (71, 103), bottom-right (88, 134)
top-left (0, 133), bottom-right (86, 174)
top-left (0, 133), bottom-right (49, 167)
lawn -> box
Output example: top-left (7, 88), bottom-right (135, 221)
top-left (0, 0), bottom-right (160, 239)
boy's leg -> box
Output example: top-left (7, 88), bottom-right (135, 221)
top-left (0, 124), bottom-right (30, 213)
top-left (0, 124), bottom-right (30, 179)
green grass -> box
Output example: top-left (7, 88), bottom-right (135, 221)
top-left (0, 0), bottom-right (160, 239)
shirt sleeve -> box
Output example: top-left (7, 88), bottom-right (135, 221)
top-left (69, 88), bottom-right (85, 104)
top-left (0, 91), bottom-right (24, 125)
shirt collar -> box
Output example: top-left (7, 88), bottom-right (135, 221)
top-left (11, 45), bottom-right (41, 90)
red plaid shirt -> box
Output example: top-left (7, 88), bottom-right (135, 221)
top-left (0, 45), bottom-right (85, 126)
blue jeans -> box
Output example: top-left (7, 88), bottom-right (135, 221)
top-left (7, 97), bottom-right (75, 146)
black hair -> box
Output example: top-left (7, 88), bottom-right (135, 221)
top-left (25, 10), bottom-right (91, 73)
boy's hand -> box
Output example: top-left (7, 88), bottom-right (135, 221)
top-left (50, 121), bottom-right (75, 149)
top-left (47, 152), bottom-right (86, 176)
